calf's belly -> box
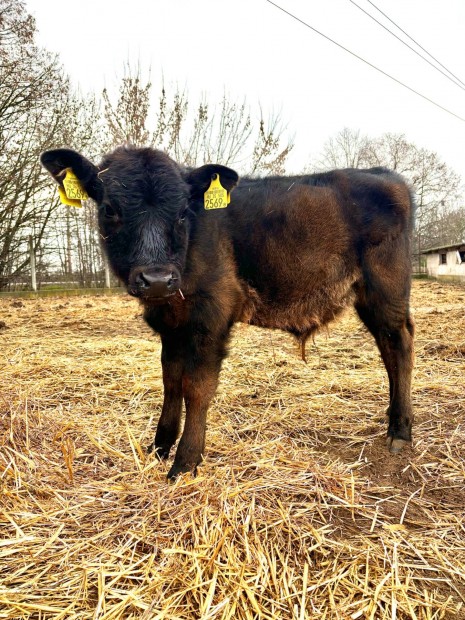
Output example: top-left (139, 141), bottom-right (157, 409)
top-left (241, 274), bottom-right (358, 334)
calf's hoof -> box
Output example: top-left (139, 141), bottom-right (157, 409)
top-left (147, 443), bottom-right (171, 460)
top-left (167, 461), bottom-right (198, 480)
top-left (386, 436), bottom-right (409, 454)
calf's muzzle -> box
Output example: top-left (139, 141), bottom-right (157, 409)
top-left (128, 265), bottom-right (181, 299)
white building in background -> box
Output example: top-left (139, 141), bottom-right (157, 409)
top-left (422, 242), bottom-right (465, 279)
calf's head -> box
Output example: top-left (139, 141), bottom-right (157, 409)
top-left (40, 147), bottom-right (238, 302)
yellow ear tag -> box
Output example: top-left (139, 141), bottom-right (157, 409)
top-left (58, 168), bottom-right (89, 207)
top-left (204, 174), bottom-right (228, 210)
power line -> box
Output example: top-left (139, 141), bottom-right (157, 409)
top-left (365, 0), bottom-right (465, 89)
top-left (264, 0), bottom-right (465, 123)
top-left (348, 0), bottom-right (465, 92)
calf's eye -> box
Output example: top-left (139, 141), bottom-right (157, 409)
top-left (178, 208), bottom-right (189, 224)
top-left (102, 204), bottom-right (119, 220)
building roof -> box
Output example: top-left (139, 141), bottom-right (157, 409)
top-left (422, 242), bottom-right (465, 254)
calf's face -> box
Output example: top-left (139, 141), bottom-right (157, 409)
top-left (40, 147), bottom-right (238, 302)
top-left (97, 148), bottom-right (190, 301)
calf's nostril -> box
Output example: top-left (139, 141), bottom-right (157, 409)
top-left (138, 273), bottom-right (151, 288)
top-left (167, 275), bottom-right (179, 290)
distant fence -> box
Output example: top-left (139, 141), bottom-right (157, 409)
top-left (0, 287), bottom-right (125, 299)
top-left (4, 280), bottom-right (107, 290)
top-left (1, 238), bottom-right (116, 293)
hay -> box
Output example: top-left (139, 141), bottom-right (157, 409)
top-left (1, 280), bottom-right (465, 619)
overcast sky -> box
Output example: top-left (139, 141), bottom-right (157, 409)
top-left (25, 0), bottom-right (465, 175)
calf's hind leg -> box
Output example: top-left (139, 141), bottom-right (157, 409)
top-left (355, 294), bottom-right (414, 454)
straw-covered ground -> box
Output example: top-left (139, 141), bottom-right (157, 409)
top-left (1, 279), bottom-right (464, 619)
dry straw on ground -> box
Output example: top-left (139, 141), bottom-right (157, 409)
top-left (1, 279), bottom-right (465, 619)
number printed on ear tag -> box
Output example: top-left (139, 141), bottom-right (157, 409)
top-left (62, 169), bottom-right (89, 201)
top-left (204, 174), bottom-right (228, 210)
top-left (58, 186), bottom-right (83, 207)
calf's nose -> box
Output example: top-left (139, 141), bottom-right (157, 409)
top-left (129, 266), bottom-right (180, 298)
top-left (138, 270), bottom-right (178, 296)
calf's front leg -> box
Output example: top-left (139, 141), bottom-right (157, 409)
top-left (150, 339), bottom-right (184, 459)
top-left (167, 363), bottom-right (221, 479)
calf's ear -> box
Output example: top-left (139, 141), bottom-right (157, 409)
top-left (185, 164), bottom-right (239, 201)
top-left (40, 148), bottom-right (103, 203)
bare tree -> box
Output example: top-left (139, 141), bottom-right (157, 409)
top-left (102, 66), bottom-right (293, 175)
top-left (0, 0), bottom-right (102, 289)
top-left (317, 127), bottom-right (370, 169)
top-left (0, 0), bottom-right (64, 288)
top-left (102, 64), bottom-right (151, 150)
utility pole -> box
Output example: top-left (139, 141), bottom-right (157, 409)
top-left (104, 258), bottom-right (111, 289)
top-left (29, 235), bottom-right (37, 291)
